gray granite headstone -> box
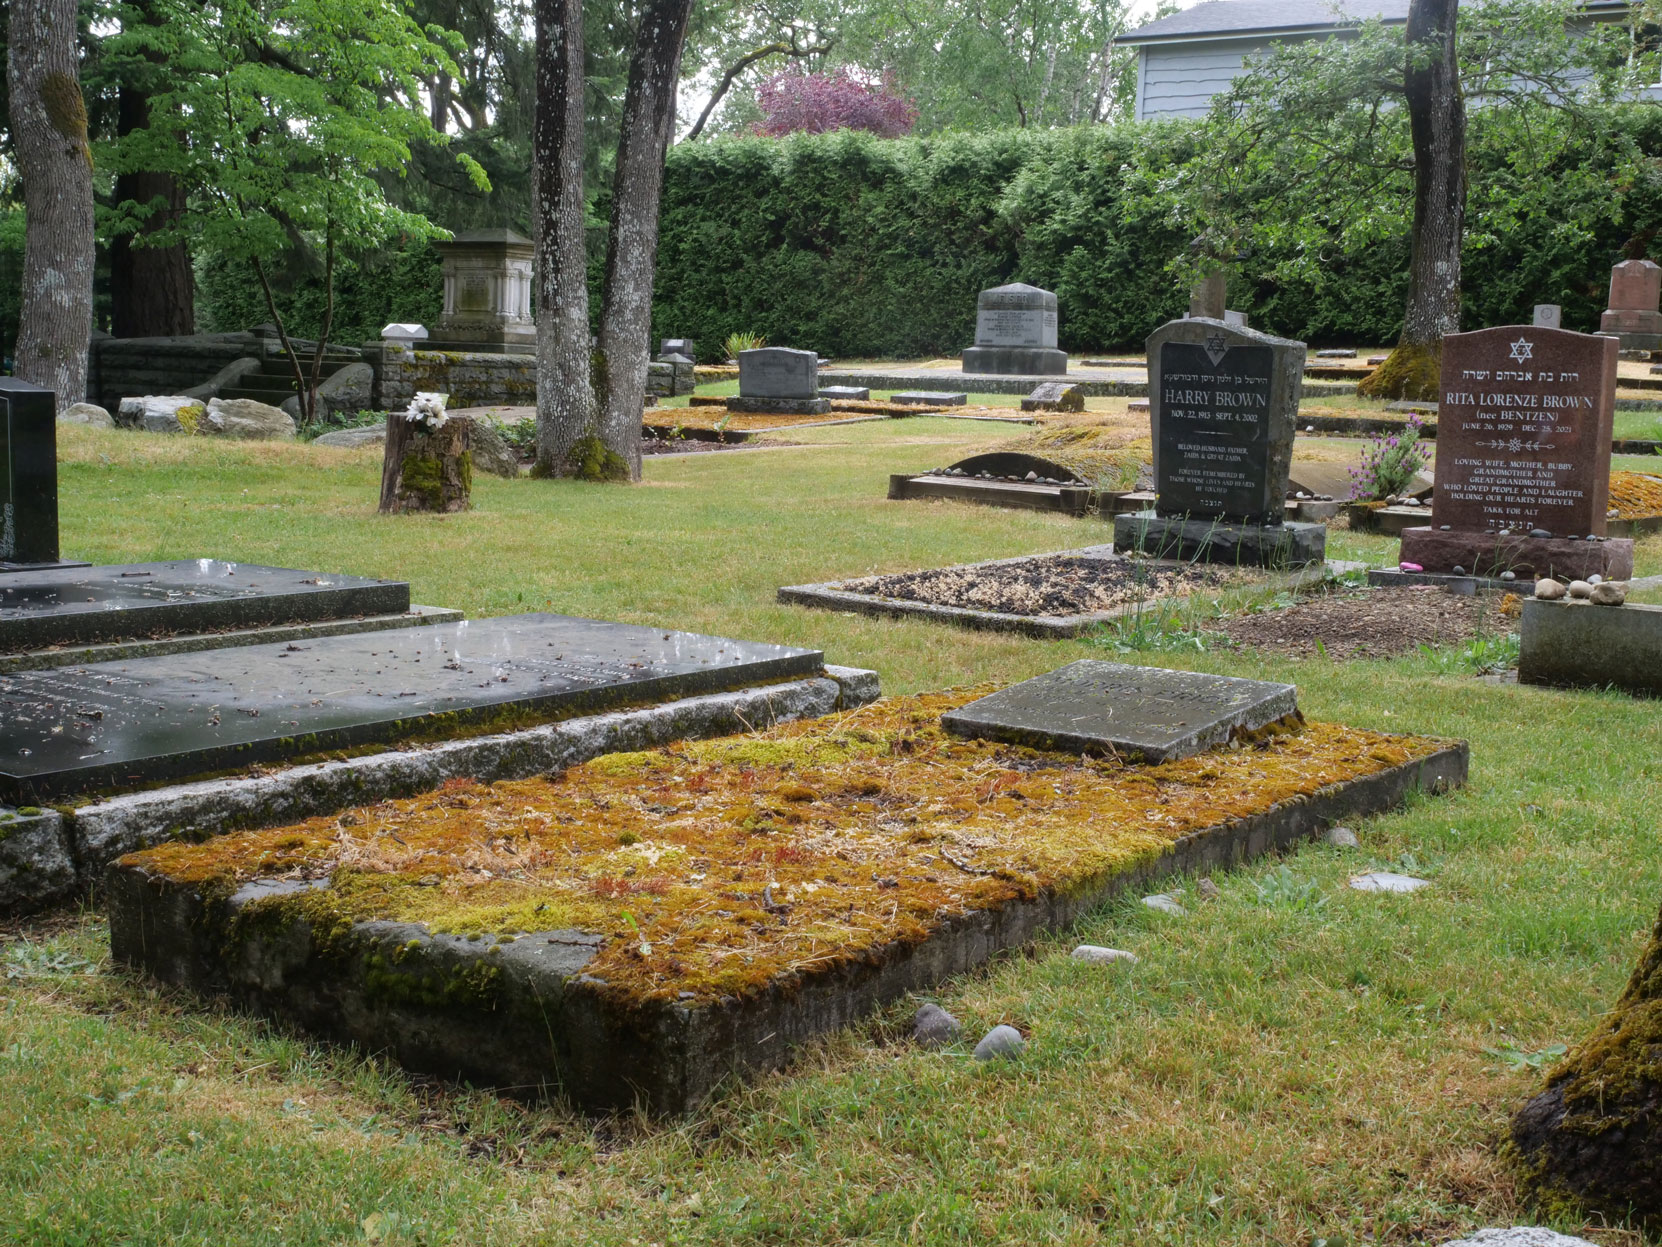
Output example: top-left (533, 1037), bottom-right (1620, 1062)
top-left (738, 348), bottom-right (818, 400)
top-left (963, 284), bottom-right (1068, 376)
top-left (0, 613), bottom-right (823, 800)
top-left (941, 660), bottom-right (1297, 764)
top-left (1149, 318), bottom-right (1306, 525)
top-left (1533, 304), bottom-right (1562, 329)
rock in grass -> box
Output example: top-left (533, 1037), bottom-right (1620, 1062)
top-left (1440, 1231), bottom-right (1597, 1247)
top-left (1196, 878), bottom-right (1221, 901)
top-left (973, 1025), bottom-right (1026, 1061)
top-left (912, 1003), bottom-right (962, 1047)
top-left (1071, 945), bottom-right (1138, 965)
top-left (1325, 826), bottom-right (1360, 848)
top-left (1349, 871), bottom-right (1430, 893)
top-left (1142, 893), bottom-right (1186, 915)
top-left (59, 401), bottom-right (114, 427)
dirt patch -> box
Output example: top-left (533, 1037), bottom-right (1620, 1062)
top-left (639, 435), bottom-right (788, 457)
top-left (1217, 586), bottom-right (1518, 659)
top-left (838, 555), bottom-right (1245, 617)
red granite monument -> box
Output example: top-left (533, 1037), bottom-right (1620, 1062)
top-left (1398, 325), bottom-right (1632, 581)
top-left (1600, 259), bottom-right (1662, 351)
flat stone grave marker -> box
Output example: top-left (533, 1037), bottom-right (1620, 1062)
top-left (818, 385), bottom-right (870, 401)
top-left (891, 391), bottom-right (967, 406)
top-left (0, 377), bottom-right (81, 572)
top-left (963, 283), bottom-right (1067, 376)
top-left (0, 613), bottom-right (823, 800)
top-left (941, 659), bottom-right (1297, 763)
top-left (1021, 381), bottom-right (1084, 412)
top-left (1, 560), bottom-right (410, 652)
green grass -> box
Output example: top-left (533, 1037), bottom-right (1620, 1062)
top-left (7, 419), bottom-right (1662, 1244)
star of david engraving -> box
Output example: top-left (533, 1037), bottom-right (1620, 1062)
top-left (1203, 333), bottom-right (1229, 366)
top-left (1509, 337), bottom-right (1533, 362)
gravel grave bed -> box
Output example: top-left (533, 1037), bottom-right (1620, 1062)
top-left (837, 556), bottom-right (1246, 617)
top-left (1216, 586), bottom-right (1518, 659)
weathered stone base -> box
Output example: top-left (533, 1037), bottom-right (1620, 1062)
top-left (1519, 599), bottom-right (1662, 695)
top-left (107, 740), bottom-right (1466, 1114)
top-left (0, 807), bottom-right (76, 914)
top-left (725, 397), bottom-right (832, 415)
top-left (1113, 512), bottom-right (1327, 568)
top-left (887, 473), bottom-right (1099, 515)
top-left (1397, 527), bottom-right (1633, 580)
top-left (961, 346), bottom-right (1068, 376)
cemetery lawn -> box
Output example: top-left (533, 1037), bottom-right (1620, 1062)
top-left (6, 420), bottom-right (1662, 1245)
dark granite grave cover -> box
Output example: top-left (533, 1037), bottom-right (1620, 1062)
top-left (941, 658), bottom-right (1297, 763)
top-left (1148, 319), bottom-right (1305, 526)
top-left (0, 613), bottom-right (823, 800)
top-left (0, 377), bottom-right (67, 569)
top-left (0, 560), bottom-right (411, 652)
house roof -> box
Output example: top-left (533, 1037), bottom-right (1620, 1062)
top-left (1117, 1), bottom-right (1409, 47)
top-left (1117, 0), bottom-right (1632, 46)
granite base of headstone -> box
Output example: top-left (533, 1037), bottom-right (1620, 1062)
top-left (0, 378), bottom-right (88, 574)
top-left (1398, 324), bottom-right (1623, 575)
top-left (1020, 382), bottom-right (1084, 412)
top-left (962, 283), bottom-right (1068, 376)
top-left (891, 392), bottom-right (967, 406)
top-left (728, 347), bottom-right (830, 414)
top-left (1122, 317), bottom-right (1324, 568)
top-left (941, 659), bottom-right (1298, 764)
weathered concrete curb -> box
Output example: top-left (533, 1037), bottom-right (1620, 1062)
top-left (108, 740), bottom-right (1467, 1114)
top-left (1519, 598), bottom-right (1662, 695)
top-left (2, 669), bottom-right (879, 915)
top-left (0, 606), bottom-right (463, 674)
top-left (0, 807), bottom-right (77, 914)
top-left (780, 548), bottom-right (1336, 638)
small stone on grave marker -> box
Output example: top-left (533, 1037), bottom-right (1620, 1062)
top-left (942, 660), bottom-right (1298, 764)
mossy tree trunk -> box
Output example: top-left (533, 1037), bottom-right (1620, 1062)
top-left (1510, 895), bottom-right (1662, 1224)
top-left (380, 416), bottom-right (472, 514)
top-left (8, 0), bottom-right (94, 409)
top-left (1357, 0), bottom-right (1465, 403)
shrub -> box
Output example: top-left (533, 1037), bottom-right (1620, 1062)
top-left (1349, 414), bottom-right (1433, 501)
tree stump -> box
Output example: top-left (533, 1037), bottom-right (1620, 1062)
top-left (1510, 897), bottom-right (1662, 1223)
top-left (379, 414), bottom-right (472, 513)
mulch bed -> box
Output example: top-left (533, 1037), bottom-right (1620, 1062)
top-left (838, 555), bottom-right (1244, 617)
top-left (1216, 586), bottom-right (1518, 659)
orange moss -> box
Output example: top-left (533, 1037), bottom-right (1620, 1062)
top-left (1608, 470), bottom-right (1662, 520)
top-left (125, 689), bottom-right (1447, 1006)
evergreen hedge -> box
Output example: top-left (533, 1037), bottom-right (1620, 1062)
top-left (651, 110), bottom-right (1662, 357)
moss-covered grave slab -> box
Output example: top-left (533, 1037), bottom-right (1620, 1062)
top-left (109, 688), bottom-right (1467, 1115)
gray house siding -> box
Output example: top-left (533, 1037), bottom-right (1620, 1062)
top-left (1136, 40), bottom-right (1256, 120)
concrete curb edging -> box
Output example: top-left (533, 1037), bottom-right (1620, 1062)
top-left (107, 740), bottom-right (1467, 1115)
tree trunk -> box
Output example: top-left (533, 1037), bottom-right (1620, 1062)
top-left (109, 8), bottom-right (195, 340)
top-left (8, 0), bottom-right (94, 409)
top-left (593, 0), bottom-right (695, 484)
top-left (531, 0), bottom-right (600, 478)
top-left (380, 414), bottom-right (473, 513)
top-left (1358, 0), bottom-right (1465, 402)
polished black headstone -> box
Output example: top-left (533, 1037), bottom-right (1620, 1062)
top-left (0, 561), bottom-right (411, 652)
top-left (0, 613), bottom-right (824, 799)
top-left (0, 377), bottom-right (75, 570)
top-left (1149, 319), bottom-right (1305, 526)
top-left (941, 659), bottom-right (1297, 763)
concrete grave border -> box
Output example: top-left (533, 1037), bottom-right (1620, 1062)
top-left (3, 667), bottom-right (878, 914)
top-left (108, 738), bottom-right (1467, 1115)
top-left (779, 546), bottom-right (1345, 638)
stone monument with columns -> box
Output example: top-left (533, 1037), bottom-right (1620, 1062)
top-left (432, 229), bottom-right (535, 352)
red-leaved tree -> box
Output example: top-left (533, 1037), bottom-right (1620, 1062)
top-left (754, 69), bottom-right (917, 138)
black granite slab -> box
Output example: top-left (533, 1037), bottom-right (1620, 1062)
top-left (941, 659), bottom-right (1297, 763)
top-left (0, 377), bottom-right (68, 568)
top-left (0, 613), bottom-right (824, 800)
top-left (0, 561), bottom-right (411, 651)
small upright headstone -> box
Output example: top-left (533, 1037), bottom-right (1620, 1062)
top-left (1223, 310), bottom-right (1249, 328)
top-left (659, 338), bottom-right (695, 364)
top-left (0, 378), bottom-right (80, 572)
top-left (1600, 259), bottom-right (1662, 349)
top-left (727, 348), bottom-right (830, 415)
top-left (381, 323), bottom-right (429, 347)
top-left (941, 659), bottom-right (1298, 764)
top-left (1397, 324), bottom-right (1631, 581)
top-left (1188, 270), bottom-right (1226, 320)
top-left (962, 283), bottom-right (1068, 376)
top-left (1532, 304), bottom-right (1561, 329)
top-left (1113, 318), bottom-right (1323, 566)
top-left (817, 385), bottom-right (870, 401)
